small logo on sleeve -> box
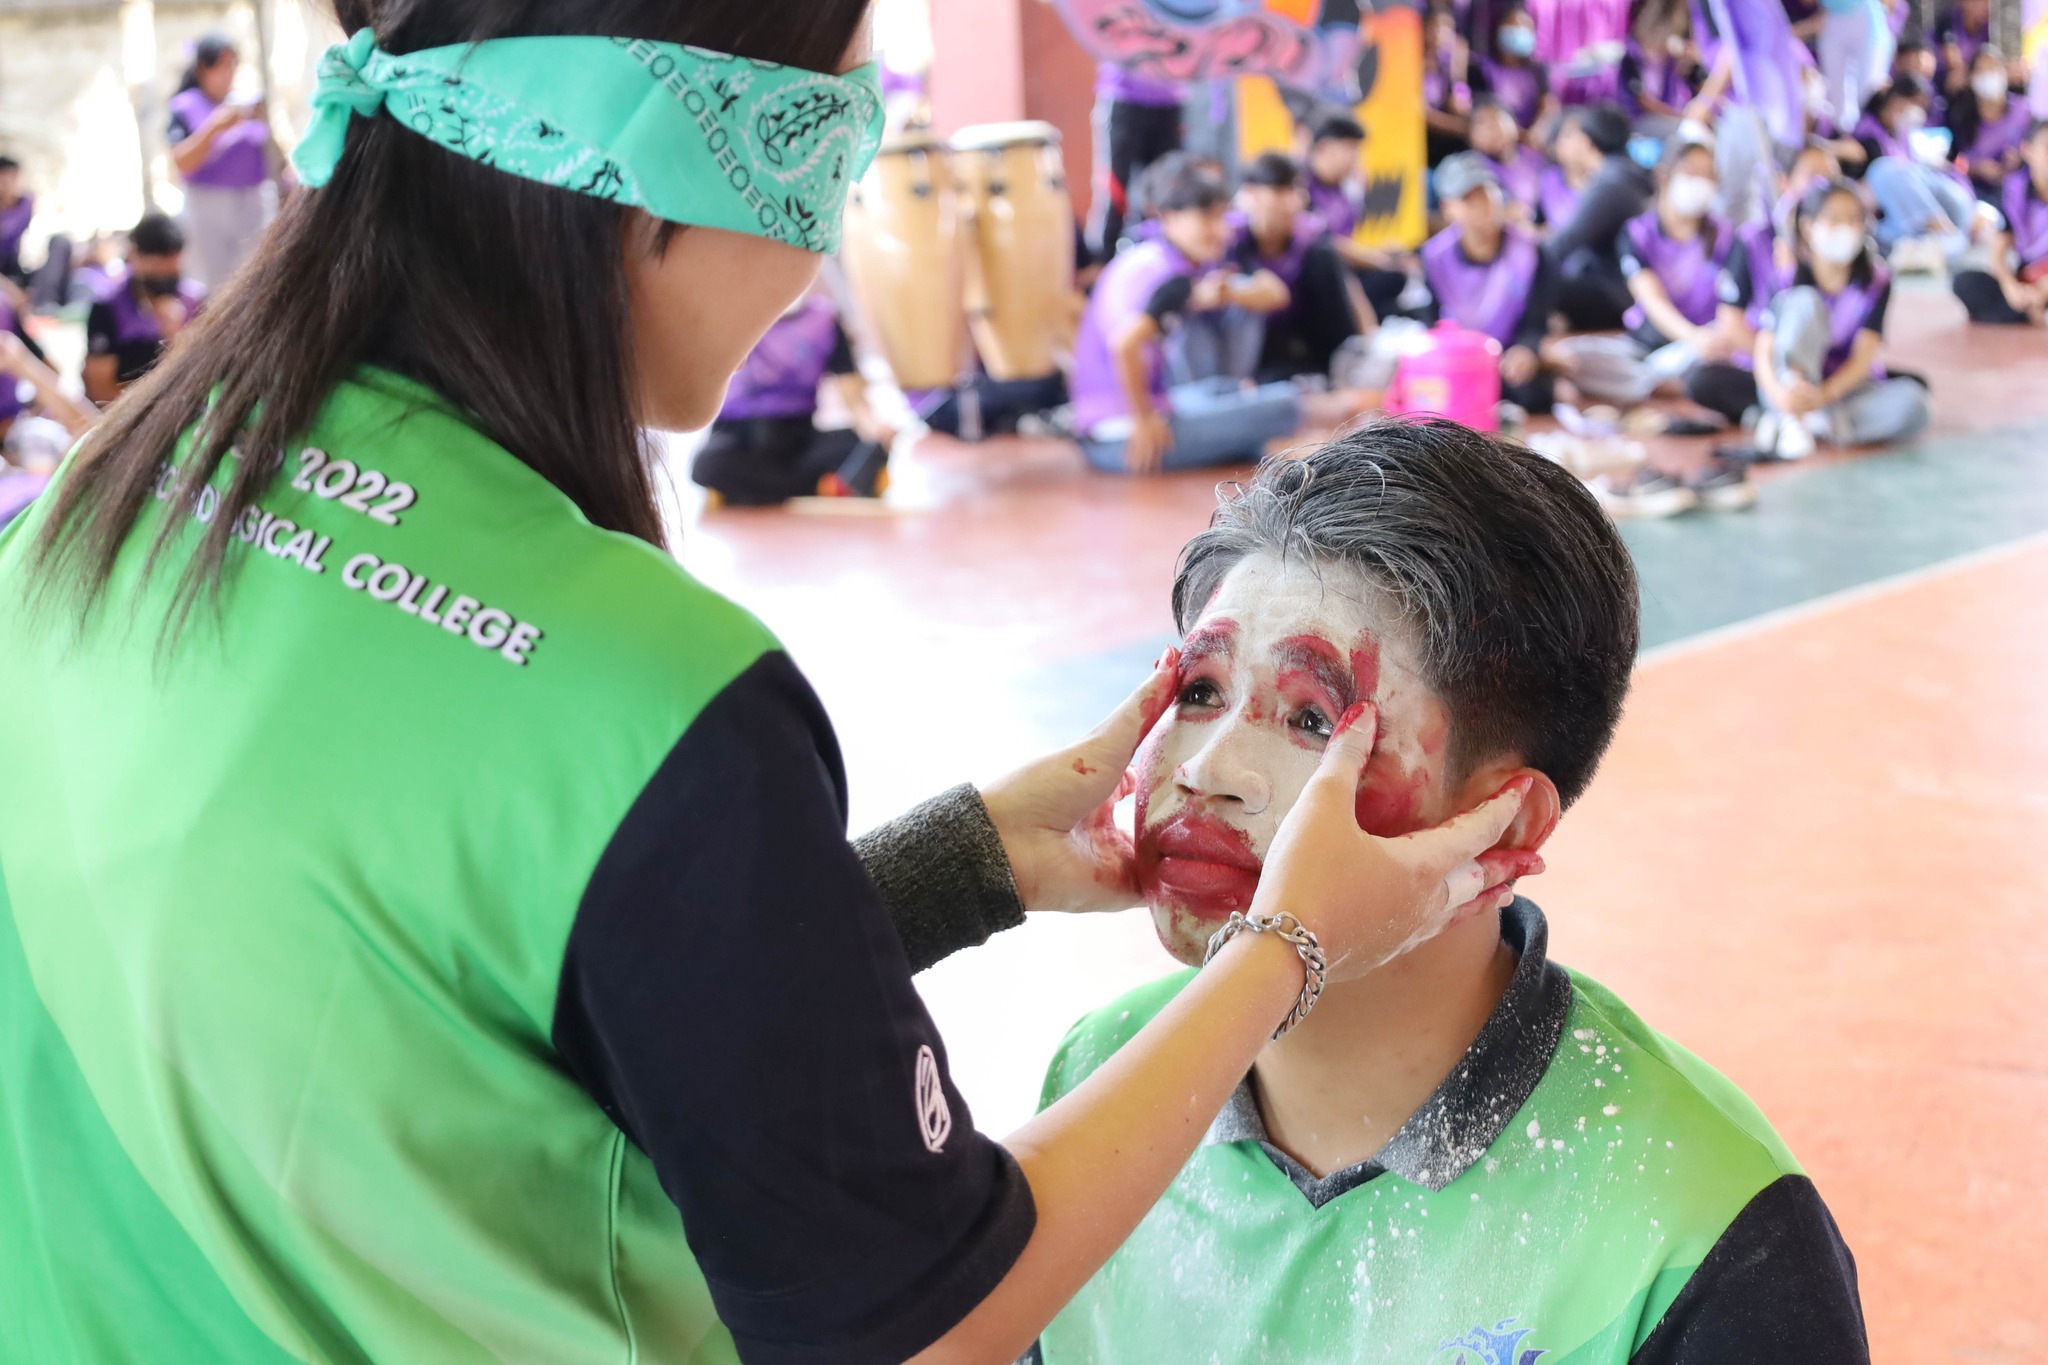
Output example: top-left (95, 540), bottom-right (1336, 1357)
top-left (915, 1045), bottom-right (952, 1154)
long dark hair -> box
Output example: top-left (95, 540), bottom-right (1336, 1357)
top-left (33, 0), bottom-right (867, 637)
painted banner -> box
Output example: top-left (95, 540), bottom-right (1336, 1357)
top-left (1054, 0), bottom-right (1372, 106)
top-left (1056, 0), bottom-right (1426, 246)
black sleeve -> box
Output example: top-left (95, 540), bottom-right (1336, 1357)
top-left (552, 652), bottom-right (1035, 1365)
top-left (167, 110), bottom-right (194, 144)
top-left (1859, 279), bottom-right (1892, 337)
top-left (1632, 1175), bottom-right (1869, 1365)
top-left (1716, 237), bottom-right (1754, 312)
top-left (1618, 51), bottom-right (1647, 103)
top-left (1550, 163), bottom-right (1648, 262)
top-left (1144, 274), bottom-right (1197, 328)
top-left (85, 302), bottom-right (117, 357)
top-left (1511, 251), bottom-right (1560, 352)
top-left (1616, 223), bottom-right (1646, 277)
top-left (853, 784), bottom-right (1025, 974)
top-left (824, 321), bottom-right (858, 378)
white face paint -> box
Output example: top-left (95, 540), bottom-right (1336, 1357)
top-left (1133, 553), bottom-right (1457, 965)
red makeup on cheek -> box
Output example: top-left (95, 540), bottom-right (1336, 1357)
top-left (1355, 746), bottom-right (1436, 836)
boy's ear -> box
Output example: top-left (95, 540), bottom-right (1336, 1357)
top-left (1463, 764), bottom-right (1561, 853)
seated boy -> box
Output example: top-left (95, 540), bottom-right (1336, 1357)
top-left (1034, 419), bottom-right (1868, 1363)
top-left (1226, 153), bottom-right (1371, 385)
top-left (1070, 154), bottom-right (1300, 476)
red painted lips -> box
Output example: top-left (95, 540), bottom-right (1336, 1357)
top-left (1138, 812), bottom-right (1263, 920)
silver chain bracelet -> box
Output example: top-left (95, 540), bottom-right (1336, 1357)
top-left (1202, 910), bottom-right (1328, 1039)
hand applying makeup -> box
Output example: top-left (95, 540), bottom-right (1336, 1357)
top-left (978, 650), bottom-right (1182, 914)
top-left (1253, 702), bottom-right (1533, 981)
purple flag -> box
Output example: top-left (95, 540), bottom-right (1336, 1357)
top-left (1701, 0), bottom-right (1805, 148)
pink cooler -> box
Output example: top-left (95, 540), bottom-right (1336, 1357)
top-left (1386, 323), bottom-right (1502, 432)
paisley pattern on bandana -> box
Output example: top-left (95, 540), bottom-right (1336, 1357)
top-left (296, 30), bottom-right (884, 255)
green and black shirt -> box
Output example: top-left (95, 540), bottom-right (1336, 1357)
top-left (0, 372), bottom-right (1032, 1364)
top-left (1033, 901), bottom-right (1869, 1364)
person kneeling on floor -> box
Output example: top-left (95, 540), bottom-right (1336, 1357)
top-left (690, 288), bottom-right (895, 505)
top-left (1028, 420), bottom-right (1869, 1365)
top-left (1747, 180), bottom-right (1932, 461)
top-left (1070, 154), bottom-right (1300, 476)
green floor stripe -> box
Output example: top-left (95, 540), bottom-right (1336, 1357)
top-left (1623, 419), bottom-right (2048, 650)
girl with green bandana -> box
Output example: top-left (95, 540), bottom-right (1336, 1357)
top-left (0, 3), bottom-right (1535, 1363)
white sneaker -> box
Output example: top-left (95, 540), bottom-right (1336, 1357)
top-left (1774, 415), bottom-right (1816, 460)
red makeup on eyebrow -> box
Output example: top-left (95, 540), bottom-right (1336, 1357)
top-left (1179, 619), bottom-right (1239, 669)
top-left (1273, 634), bottom-right (1355, 709)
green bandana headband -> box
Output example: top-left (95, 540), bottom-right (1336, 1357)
top-left (294, 29), bottom-right (885, 254)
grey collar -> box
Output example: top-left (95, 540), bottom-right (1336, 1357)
top-left (1204, 899), bottom-right (1572, 1207)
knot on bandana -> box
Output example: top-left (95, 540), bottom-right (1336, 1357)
top-left (293, 28), bottom-right (387, 188)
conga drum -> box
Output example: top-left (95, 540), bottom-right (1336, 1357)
top-left (949, 121), bottom-right (1075, 382)
top-left (840, 131), bottom-right (968, 392)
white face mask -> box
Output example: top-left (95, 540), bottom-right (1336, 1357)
top-left (1973, 72), bottom-right (2009, 102)
top-left (1666, 174), bottom-right (1718, 217)
top-left (1897, 106), bottom-right (1927, 132)
top-left (1133, 554), bottom-right (1453, 965)
top-left (1809, 222), bottom-right (1864, 265)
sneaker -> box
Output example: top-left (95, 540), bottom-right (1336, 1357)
top-left (1686, 458), bottom-right (1759, 511)
top-left (1773, 415), bottom-right (1815, 460)
top-left (1594, 465), bottom-right (1698, 519)
top-left (818, 442), bottom-right (891, 499)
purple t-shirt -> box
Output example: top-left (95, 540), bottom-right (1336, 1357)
top-left (166, 86), bottom-right (269, 190)
top-left (1932, 12), bottom-right (1991, 86)
top-left (1071, 237), bottom-right (1197, 432)
top-left (0, 193), bottom-right (31, 276)
top-left (1421, 224), bottom-right (1541, 345)
top-left (86, 274), bottom-right (208, 385)
top-left (1766, 263), bottom-right (1892, 378)
top-left (1962, 101), bottom-right (2034, 168)
top-left (718, 296), bottom-right (854, 422)
top-left (1097, 62), bottom-right (1183, 109)
top-left (1618, 209), bottom-right (1736, 330)
top-left (1476, 57), bottom-right (1546, 127)
top-left (2004, 168), bottom-right (2048, 270)
top-left (1227, 211), bottom-right (1331, 334)
top-left (1537, 163), bottom-right (1581, 228)
top-left (1306, 175), bottom-right (1360, 241)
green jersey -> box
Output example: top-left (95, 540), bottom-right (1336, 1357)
top-left (1036, 903), bottom-right (1866, 1365)
top-left (0, 372), bottom-right (1031, 1364)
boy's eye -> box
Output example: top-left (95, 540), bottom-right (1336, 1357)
top-left (1178, 679), bottom-right (1223, 710)
top-left (1290, 705), bottom-right (1333, 740)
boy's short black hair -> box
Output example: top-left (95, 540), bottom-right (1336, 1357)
top-left (1882, 73), bottom-right (1931, 105)
top-left (1564, 102), bottom-right (1632, 157)
top-left (1240, 152), bottom-right (1302, 191)
top-left (0, 156), bottom-right (19, 174)
top-left (1312, 114), bottom-right (1367, 146)
top-left (130, 212), bottom-right (186, 258)
top-left (1171, 419), bottom-right (1641, 807)
top-left (1138, 152), bottom-right (1231, 216)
